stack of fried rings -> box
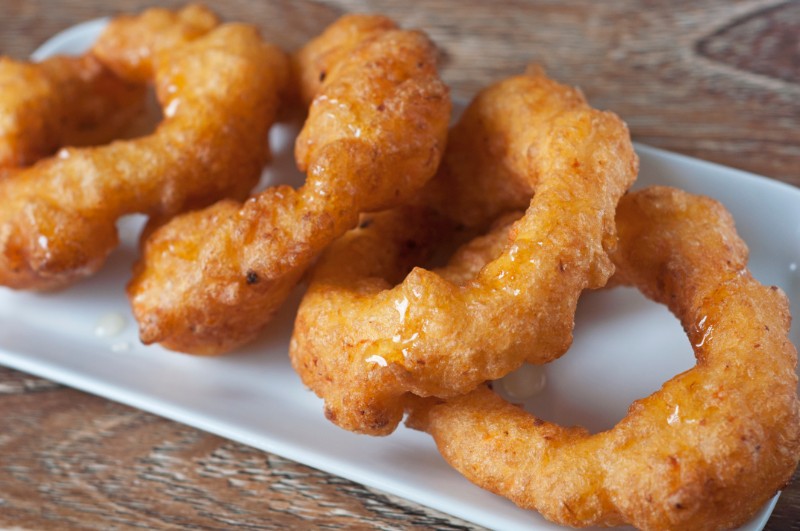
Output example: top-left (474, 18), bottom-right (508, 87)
top-left (127, 14), bottom-right (451, 355)
top-left (405, 187), bottom-right (800, 529)
top-left (290, 68), bottom-right (639, 435)
top-left (1, 6), bottom-right (796, 529)
top-left (289, 71), bottom-right (800, 528)
top-left (0, 5), bottom-right (288, 290)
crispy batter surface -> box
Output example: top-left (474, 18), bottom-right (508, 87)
top-left (289, 69), bottom-right (638, 435)
top-left (413, 66), bottom-right (557, 229)
top-left (126, 15), bottom-right (451, 355)
top-left (92, 4), bottom-right (219, 83)
top-left (0, 6), bottom-right (288, 290)
top-left (0, 54), bottom-right (145, 169)
top-left (291, 14), bottom-right (397, 106)
top-left (406, 187), bottom-right (800, 530)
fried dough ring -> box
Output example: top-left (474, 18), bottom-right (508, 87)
top-left (91, 4), bottom-right (219, 83)
top-left (0, 4), bottom-right (216, 172)
top-left (0, 6), bottom-right (288, 290)
top-left (289, 69), bottom-right (638, 435)
top-left (291, 14), bottom-right (398, 105)
top-left (126, 15), bottom-right (451, 355)
top-left (0, 55), bottom-right (145, 170)
top-left (406, 187), bottom-right (800, 530)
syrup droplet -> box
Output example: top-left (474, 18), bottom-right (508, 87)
top-left (365, 354), bottom-right (388, 367)
top-left (695, 325), bottom-right (714, 348)
top-left (111, 341), bottom-right (131, 353)
top-left (164, 98), bottom-right (180, 118)
top-left (500, 364), bottom-right (547, 399)
top-left (94, 312), bottom-right (126, 338)
top-left (667, 405), bottom-right (680, 426)
top-left (394, 297), bottom-right (410, 320)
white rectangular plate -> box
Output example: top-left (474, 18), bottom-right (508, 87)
top-left (1, 19), bottom-right (796, 531)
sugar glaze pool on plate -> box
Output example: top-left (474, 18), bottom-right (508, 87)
top-left (1, 19), bottom-right (797, 531)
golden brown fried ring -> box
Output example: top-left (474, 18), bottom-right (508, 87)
top-left (407, 187), bottom-right (800, 531)
top-left (0, 54), bottom-right (145, 169)
top-left (413, 65), bottom-right (554, 229)
top-left (291, 14), bottom-right (397, 105)
top-left (0, 9), bottom-right (288, 290)
top-left (289, 68), bottom-right (638, 435)
top-left (92, 4), bottom-right (220, 83)
top-left (126, 15), bottom-right (451, 355)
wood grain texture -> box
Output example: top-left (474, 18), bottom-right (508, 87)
top-left (0, 1), bottom-right (798, 529)
top-left (0, 366), bottom-right (478, 530)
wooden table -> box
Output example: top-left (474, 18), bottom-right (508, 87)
top-left (1, 1), bottom-right (798, 528)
